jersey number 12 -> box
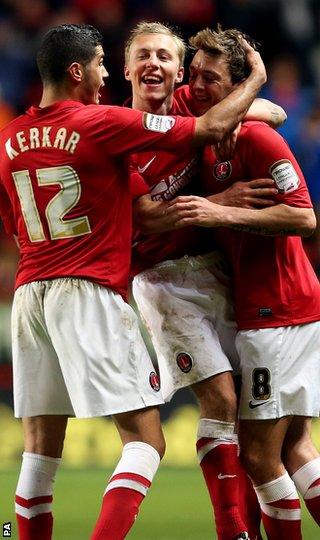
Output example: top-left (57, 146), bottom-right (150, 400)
top-left (13, 165), bottom-right (91, 242)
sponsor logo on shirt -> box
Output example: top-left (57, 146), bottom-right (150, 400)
top-left (150, 156), bottom-right (199, 201)
top-left (137, 156), bottom-right (156, 174)
top-left (176, 352), bottom-right (193, 373)
top-left (143, 113), bottom-right (176, 133)
top-left (259, 307), bottom-right (272, 317)
top-left (213, 160), bottom-right (232, 181)
top-left (149, 371), bottom-right (161, 391)
top-left (269, 159), bottom-right (300, 193)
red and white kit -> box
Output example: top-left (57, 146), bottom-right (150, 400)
top-left (131, 94), bottom-right (239, 401)
top-left (201, 121), bottom-right (320, 419)
top-left (0, 100), bottom-right (195, 417)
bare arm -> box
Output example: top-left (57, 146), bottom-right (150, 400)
top-left (245, 98), bottom-right (287, 128)
top-left (133, 178), bottom-right (279, 234)
top-left (167, 195), bottom-right (316, 237)
top-left (213, 100), bottom-right (287, 161)
top-left (133, 194), bottom-right (173, 233)
top-left (194, 41), bottom-right (266, 145)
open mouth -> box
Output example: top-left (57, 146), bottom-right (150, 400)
top-left (141, 75), bottom-right (163, 86)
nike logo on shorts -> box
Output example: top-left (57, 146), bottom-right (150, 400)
top-left (137, 156), bottom-right (156, 173)
top-left (218, 473), bottom-right (237, 479)
top-left (249, 400), bottom-right (267, 409)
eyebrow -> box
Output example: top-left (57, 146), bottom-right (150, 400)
top-left (189, 66), bottom-right (220, 77)
top-left (135, 47), bottom-right (173, 56)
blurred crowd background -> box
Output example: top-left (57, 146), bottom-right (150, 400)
top-left (0, 0), bottom-right (320, 410)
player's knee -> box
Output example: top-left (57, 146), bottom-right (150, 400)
top-left (239, 444), bottom-right (265, 480)
top-left (197, 384), bottom-right (237, 421)
top-left (157, 436), bottom-right (166, 460)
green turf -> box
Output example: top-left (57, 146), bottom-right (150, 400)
top-left (1, 467), bottom-right (319, 539)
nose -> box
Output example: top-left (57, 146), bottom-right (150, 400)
top-left (146, 53), bottom-right (159, 69)
top-left (192, 75), bottom-right (204, 91)
top-left (103, 66), bottom-right (109, 79)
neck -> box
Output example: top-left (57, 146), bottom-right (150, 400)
top-left (39, 84), bottom-right (79, 108)
top-left (132, 94), bottom-right (174, 114)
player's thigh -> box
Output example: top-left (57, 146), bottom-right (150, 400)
top-left (236, 323), bottom-right (320, 421)
top-left (283, 416), bottom-right (319, 473)
top-left (239, 416), bottom-right (292, 482)
top-left (191, 371), bottom-right (237, 421)
top-left (113, 406), bottom-right (165, 457)
top-left (23, 415), bottom-right (68, 457)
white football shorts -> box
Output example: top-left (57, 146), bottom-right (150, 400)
top-left (12, 278), bottom-right (164, 418)
top-left (132, 252), bottom-right (240, 402)
top-left (236, 321), bottom-right (320, 419)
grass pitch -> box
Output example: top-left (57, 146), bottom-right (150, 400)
top-left (1, 467), bottom-right (319, 539)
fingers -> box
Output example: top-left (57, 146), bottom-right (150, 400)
top-left (247, 178), bottom-right (277, 190)
top-left (247, 198), bottom-right (277, 208)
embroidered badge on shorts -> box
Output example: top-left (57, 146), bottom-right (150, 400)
top-left (213, 161), bottom-right (232, 181)
top-left (149, 371), bottom-right (161, 391)
top-left (176, 352), bottom-right (193, 373)
top-left (269, 159), bottom-right (300, 193)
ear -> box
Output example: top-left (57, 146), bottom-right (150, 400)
top-left (175, 66), bottom-right (184, 84)
top-left (68, 62), bottom-right (83, 83)
top-left (124, 65), bottom-right (131, 81)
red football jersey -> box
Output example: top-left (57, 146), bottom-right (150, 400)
top-left (0, 100), bottom-right (195, 298)
top-left (0, 182), bottom-right (15, 235)
top-left (130, 94), bottom-right (206, 276)
top-left (201, 121), bottom-right (320, 329)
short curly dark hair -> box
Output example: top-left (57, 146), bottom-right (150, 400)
top-left (189, 25), bottom-right (258, 84)
top-left (37, 24), bottom-right (103, 84)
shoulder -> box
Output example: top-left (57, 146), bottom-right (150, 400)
top-left (0, 113), bottom-right (27, 137)
top-left (240, 120), bottom-right (278, 138)
top-left (239, 120), bottom-right (287, 150)
top-left (173, 85), bottom-right (195, 116)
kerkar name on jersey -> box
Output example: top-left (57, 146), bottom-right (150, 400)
top-left (5, 126), bottom-right (80, 160)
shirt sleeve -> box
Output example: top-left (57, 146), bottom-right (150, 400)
top-left (92, 106), bottom-right (196, 156)
top-left (129, 163), bottom-right (149, 200)
top-left (0, 182), bottom-right (16, 235)
top-left (242, 122), bottom-right (312, 208)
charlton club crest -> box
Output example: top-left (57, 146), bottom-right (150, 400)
top-left (176, 352), bottom-right (193, 373)
top-left (213, 161), bottom-right (232, 181)
top-left (149, 371), bottom-right (161, 392)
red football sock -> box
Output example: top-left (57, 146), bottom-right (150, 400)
top-left (15, 452), bottom-right (60, 540)
top-left (292, 457), bottom-right (320, 526)
top-left (197, 438), bottom-right (247, 539)
top-left (91, 442), bottom-right (160, 540)
top-left (237, 460), bottom-right (262, 540)
top-left (16, 496), bottom-right (53, 540)
top-left (255, 473), bottom-right (302, 540)
top-left (91, 475), bottom-right (147, 539)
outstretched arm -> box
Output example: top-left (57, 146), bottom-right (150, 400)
top-left (133, 177), bottom-right (278, 234)
top-left (166, 195), bottom-right (316, 237)
top-left (245, 98), bottom-right (287, 128)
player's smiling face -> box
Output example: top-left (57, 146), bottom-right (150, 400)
top-left (81, 45), bottom-right (108, 105)
top-left (189, 49), bottom-right (236, 116)
top-left (124, 33), bottom-right (184, 112)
